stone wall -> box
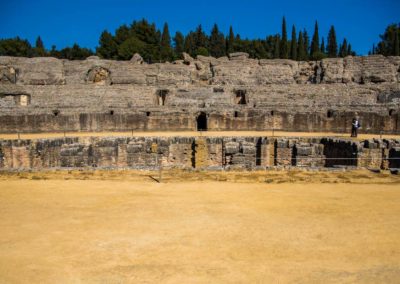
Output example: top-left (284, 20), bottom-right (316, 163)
top-left (0, 54), bottom-right (399, 133)
top-left (1, 136), bottom-right (399, 170)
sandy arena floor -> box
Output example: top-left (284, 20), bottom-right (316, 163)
top-left (0, 170), bottom-right (399, 283)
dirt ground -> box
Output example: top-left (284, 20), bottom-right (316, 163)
top-left (0, 170), bottom-right (399, 283)
top-left (1, 130), bottom-right (399, 140)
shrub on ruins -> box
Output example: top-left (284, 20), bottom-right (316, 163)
top-left (195, 47), bottom-right (209, 57)
top-left (58, 44), bottom-right (93, 60)
top-left (117, 37), bottom-right (147, 60)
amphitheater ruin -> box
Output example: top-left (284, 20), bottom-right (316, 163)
top-left (0, 53), bottom-right (400, 170)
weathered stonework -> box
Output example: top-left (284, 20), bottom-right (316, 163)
top-left (0, 54), bottom-right (399, 134)
top-left (1, 136), bottom-right (399, 170)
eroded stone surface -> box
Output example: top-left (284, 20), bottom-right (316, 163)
top-left (0, 54), bottom-right (399, 133)
top-left (1, 136), bottom-right (399, 170)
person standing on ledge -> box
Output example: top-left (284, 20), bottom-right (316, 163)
top-left (351, 117), bottom-right (361, 137)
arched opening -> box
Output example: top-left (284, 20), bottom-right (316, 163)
top-left (327, 110), bottom-right (335, 118)
top-left (109, 110), bottom-right (114, 115)
top-left (234, 111), bottom-right (239, 118)
top-left (197, 112), bottom-right (207, 131)
top-left (146, 111), bottom-right (151, 117)
top-left (53, 110), bottom-right (60, 117)
top-left (234, 90), bottom-right (247, 105)
top-left (389, 109), bottom-right (396, 116)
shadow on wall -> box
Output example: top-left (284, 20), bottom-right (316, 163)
top-left (322, 138), bottom-right (358, 167)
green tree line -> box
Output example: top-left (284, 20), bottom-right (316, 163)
top-left (370, 23), bottom-right (400, 56)
top-left (8, 18), bottom-right (397, 62)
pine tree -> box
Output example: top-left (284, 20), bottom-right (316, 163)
top-left (209, 23), bottom-right (226, 58)
top-left (114, 25), bottom-right (130, 45)
top-left (226, 26), bottom-right (235, 54)
top-left (160, 23), bottom-right (174, 62)
top-left (173, 31), bottom-right (185, 58)
top-left (96, 30), bottom-right (118, 59)
top-left (394, 29), bottom-right (400, 56)
top-left (273, 35), bottom-right (280, 59)
top-left (374, 24), bottom-right (399, 55)
top-left (297, 31), bottom-right (306, 60)
top-left (310, 21), bottom-right (320, 59)
top-left (327, 26), bottom-right (338, 58)
top-left (303, 29), bottom-right (310, 59)
top-left (280, 17), bottom-right (288, 58)
top-left (290, 25), bottom-right (297, 60)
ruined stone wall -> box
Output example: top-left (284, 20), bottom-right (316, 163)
top-left (1, 136), bottom-right (399, 170)
top-left (1, 54), bottom-right (399, 133)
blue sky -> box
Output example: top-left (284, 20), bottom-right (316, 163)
top-left (1, 0), bottom-right (399, 55)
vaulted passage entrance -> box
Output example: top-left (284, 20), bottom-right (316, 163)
top-left (196, 112), bottom-right (207, 131)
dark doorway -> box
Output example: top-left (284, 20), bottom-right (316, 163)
top-left (235, 90), bottom-right (247, 105)
top-left (197, 112), bottom-right (207, 131)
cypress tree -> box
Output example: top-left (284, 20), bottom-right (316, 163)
top-left (394, 29), bottom-right (400, 56)
top-left (290, 25), bottom-right (297, 60)
top-left (303, 29), bottom-right (310, 59)
top-left (280, 17), bottom-right (288, 58)
top-left (327, 25), bottom-right (338, 57)
top-left (339, 38), bottom-right (348, 57)
top-left (209, 23), bottom-right (226, 58)
top-left (160, 23), bottom-right (173, 61)
top-left (347, 44), bottom-right (353, 56)
top-left (310, 21), bottom-right (320, 59)
top-left (226, 26), bottom-right (235, 54)
top-left (273, 35), bottom-right (280, 59)
top-left (173, 31), bottom-right (185, 58)
top-left (320, 37), bottom-right (325, 54)
top-left (34, 36), bottom-right (46, 56)
top-left (297, 31), bottom-right (306, 60)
